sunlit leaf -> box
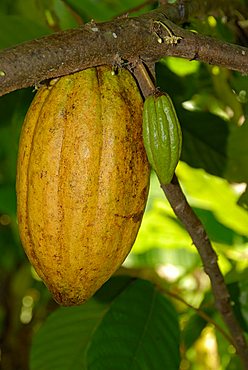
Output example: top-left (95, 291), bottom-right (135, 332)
top-left (177, 162), bottom-right (248, 237)
top-left (133, 199), bottom-right (192, 254)
top-left (165, 57), bottom-right (200, 77)
top-left (193, 208), bottom-right (248, 246)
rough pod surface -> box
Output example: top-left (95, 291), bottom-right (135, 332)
top-left (16, 65), bottom-right (150, 306)
top-left (142, 93), bottom-right (182, 184)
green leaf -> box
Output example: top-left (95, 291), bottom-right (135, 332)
top-left (64, 0), bottom-right (111, 21)
top-left (132, 174), bottom-right (192, 254)
top-left (226, 357), bottom-right (243, 370)
top-left (30, 300), bottom-right (108, 370)
top-left (193, 208), bottom-right (248, 246)
top-left (177, 162), bottom-right (248, 237)
top-left (0, 89), bottom-right (33, 182)
top-left (0, 15), bottom-right (51, 48)
top-left (0, 184), bottom-right (16, 215)
top-left (7, 0), bottom-right (52, 27)
top-left (182, 313), bottom-right (208, 350)
top-left (228, 282), bottom-right (248, 333)
top-left (0, 220), bottom-right (23, 270)
top-left (53, 0), bottom-right (80, 29)
top-left (165, 57), bottom-right (200, 77)
top-left (94, 275), bottom-right (135, 303)
top-left (225, 121), bottom-right (248, 182)
top-left (87, 279), bottom-right (180, 370)
top-left (0, 0), bottom-right (9, 14)
top-left (64, 0), bottom-right (150, 22)
top-left (132, 199), bottom-right (192, 253)
top-left (238, 187), bottom-right (248, 211)
top-left (30, 278), bottom-right (180, 370)
top-left (180, 109), bottom-right (228, 177)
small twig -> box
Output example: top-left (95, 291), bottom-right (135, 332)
top-left (116, 0), bottom-right (157, 17)
top-left (162, 175), bottom-right (248, 368)
top-left (164, 289), bottom-right (235, 346)
top-left (118, 266), bottom-right (234, 346)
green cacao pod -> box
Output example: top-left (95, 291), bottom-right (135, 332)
top-left (142, 92), bottom-right (182, 184)
top-left (16, 66), bottom-right (150, 306)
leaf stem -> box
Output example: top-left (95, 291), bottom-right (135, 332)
top-left (163, 288), bottom-right (234, 346)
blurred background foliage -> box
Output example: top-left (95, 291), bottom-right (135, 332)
top-left (0, 0), bottom-right (248, 369)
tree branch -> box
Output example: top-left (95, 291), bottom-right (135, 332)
top-left (162, 175), bottom-right (248, 368)
top-left (132, 58), bottom-right (248, 367)
top-left (1, 0), bottom-right (248, 365)
top-left (0, 7), bottom-right (248, 97)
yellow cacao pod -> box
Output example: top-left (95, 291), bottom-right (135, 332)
top-left (16, 66), bottom-right (150, 306)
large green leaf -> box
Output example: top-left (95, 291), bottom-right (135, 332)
top-left (132, 169), bottom-right (247, 263)
top-left (30, 300), bottom-right (108, 370)
top-left (180, 109), bottom-right (228, 177)
top-left (30, 279), bottom-right (180, 370)
top-left (87, 279), bottom-right (180, 370)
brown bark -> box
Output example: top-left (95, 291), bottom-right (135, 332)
top-left (161, 177), bottom-right (248, 368)
top-left (0, 7), bottom-right (247, 96)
